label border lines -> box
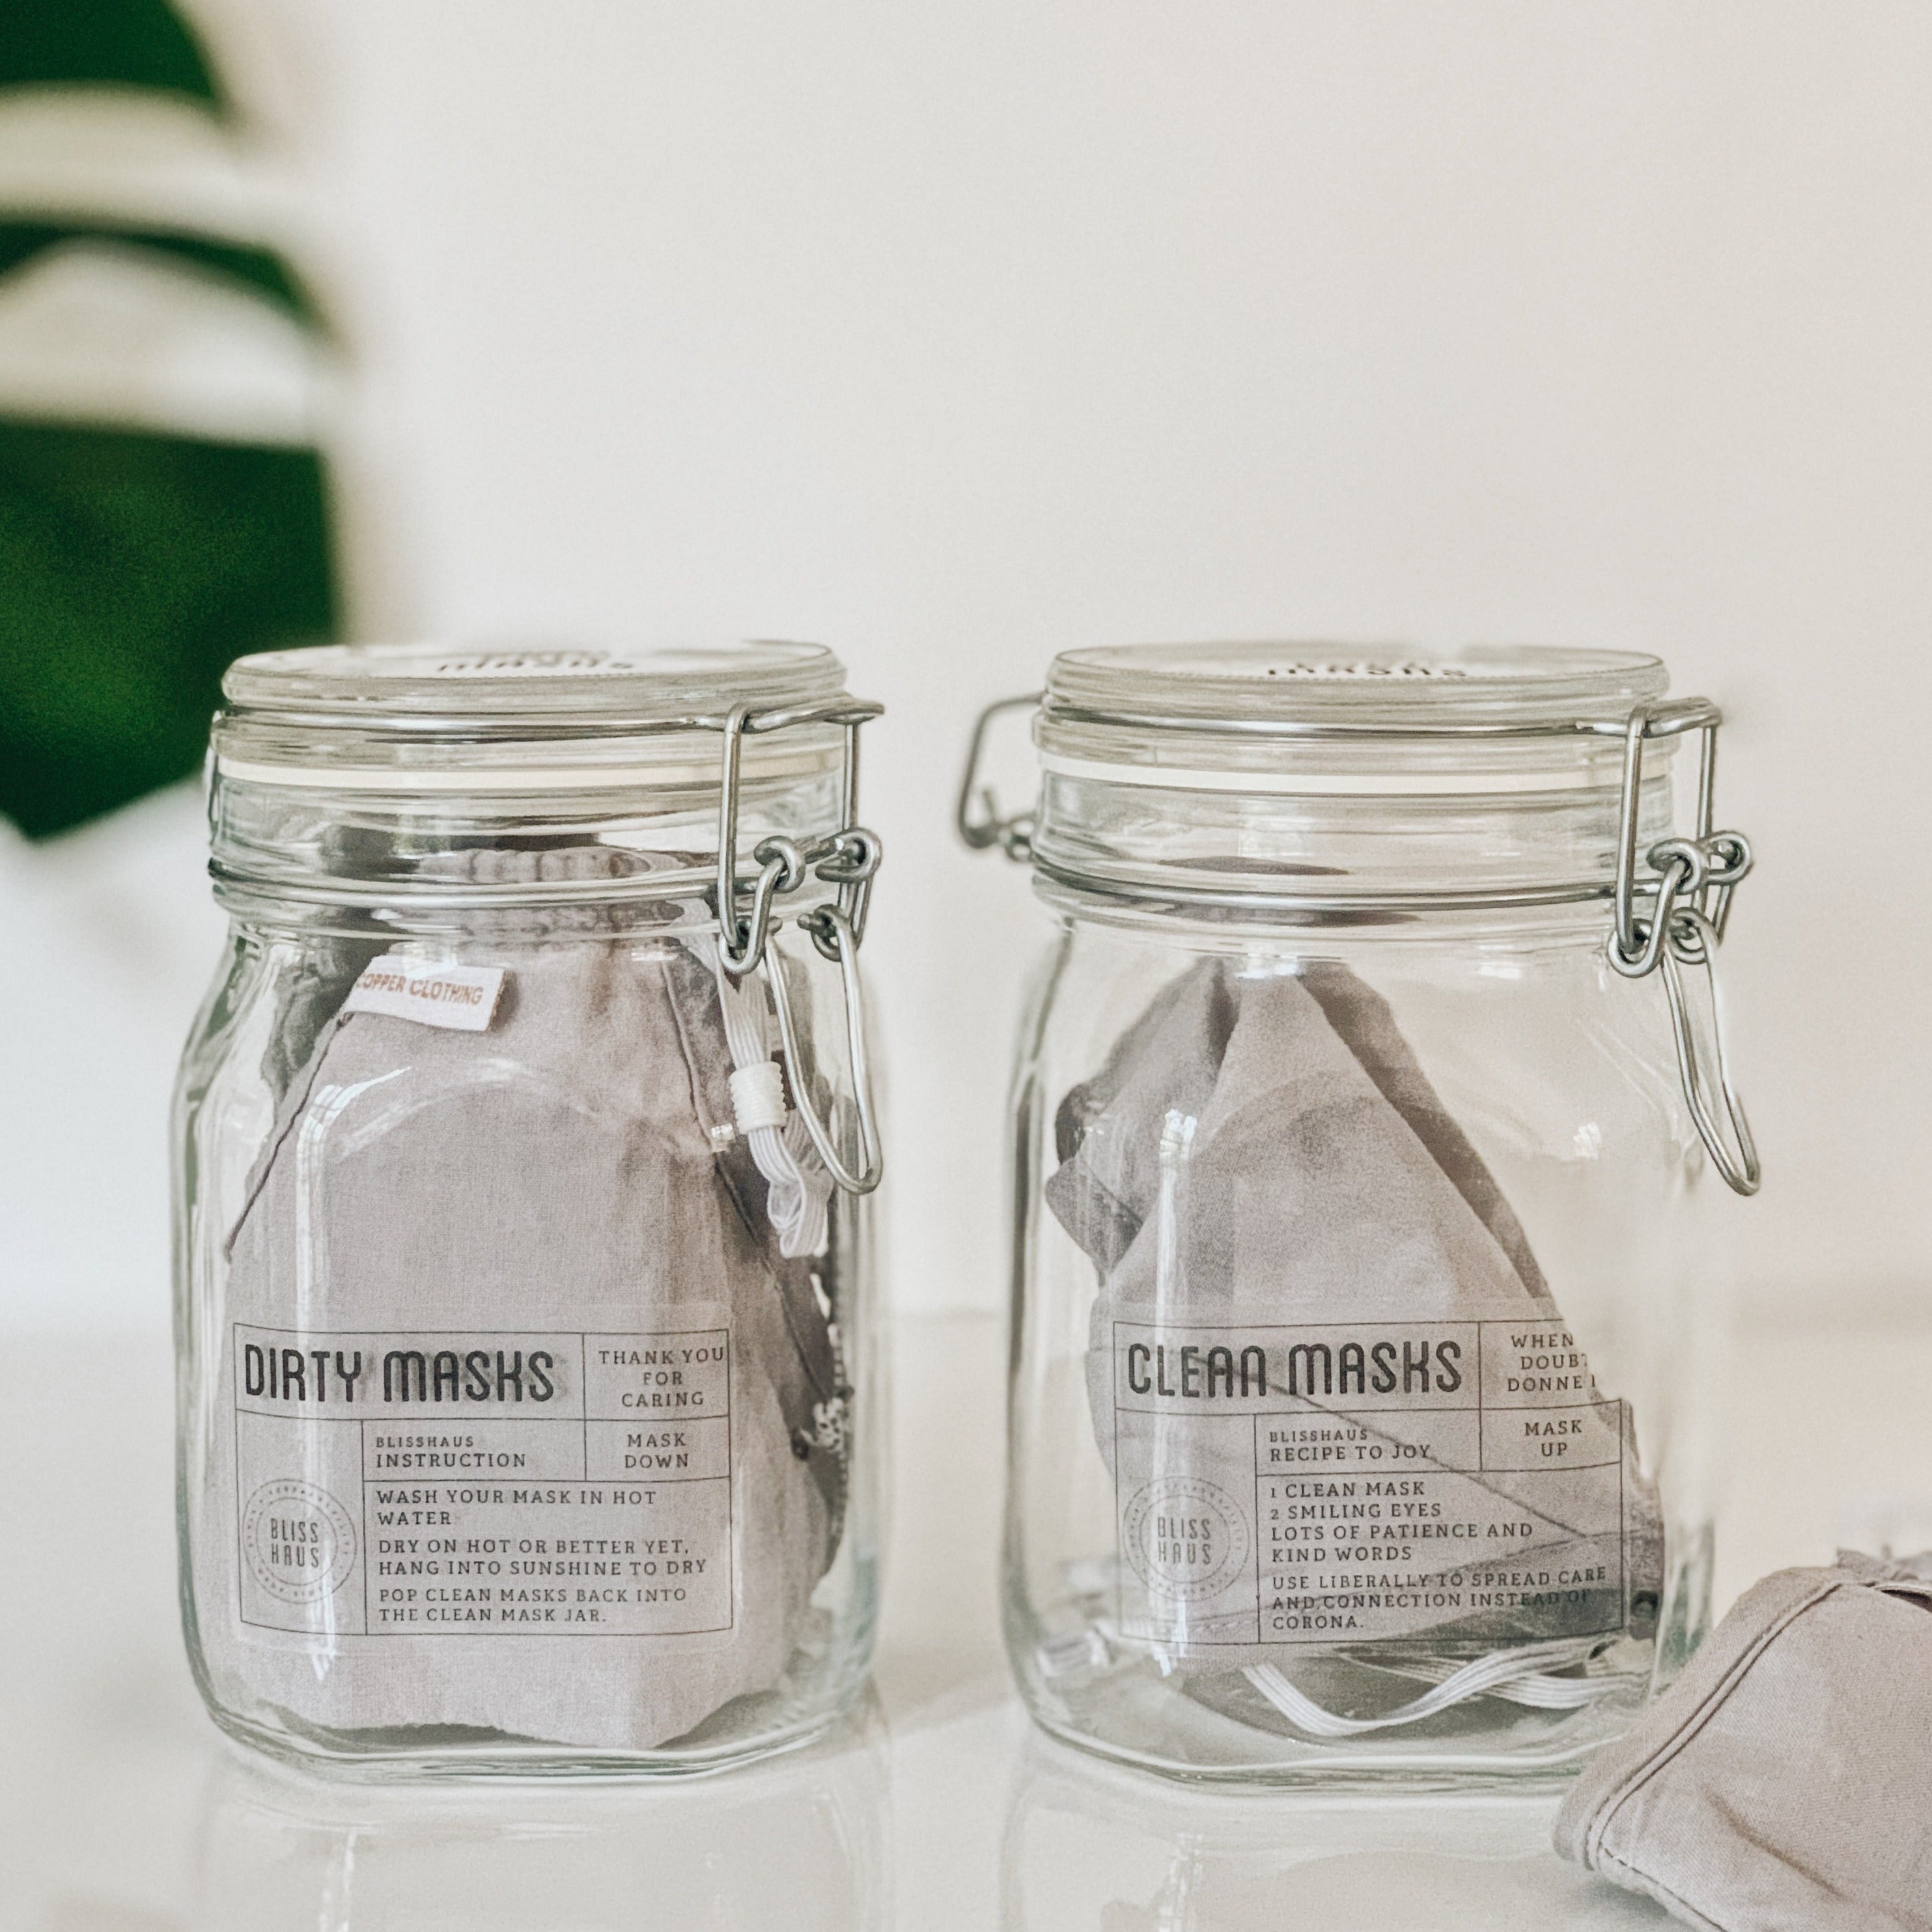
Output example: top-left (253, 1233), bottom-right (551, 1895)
top-left (231, 1412), bottom-right (731, 1484)
top-left (1111, 1321), bottom-right (1127, 1642)
top-left (361, 1472), bottom-right (729, 1489)
top-left (232, 1325), bottom-right (735, 1423)
top-left (234, 1388), bottom-right (245, 1630)
top-left (240, 1611), bottom-right (738, 1640)
top-left (1251, 1412), bottom-right (1264, 1645)
top-left (723, 1329), bottom-right (736, 1636)
top-left (1476, 1319), bottom-right (1487, 1472)
top-left (1110, 1315), bottom-right (1594, 1328)
top-left (359, 1407), bottom-right (369, 1636)
top-left (1139, 1614), bottom-right (1629, 1651)
top-left (1618, 1403), bottom-right (1628, 1625)
top-left (237, 1323), bottom-right (732, 1338)
top-left (1112, 1317), bottom-right (1636, 1655)
top-left (1113, 1395), bottom-right (1622, 1419)
top-left (232, 1319), bottom-right (738, 1644)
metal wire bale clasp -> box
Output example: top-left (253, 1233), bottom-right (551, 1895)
top-left (767, 904), bottom-right (883, 1194)
top-left (711, 699), bottom-right (885, 1194)
top-left (957, 686), bottom-right (1762, 1198)
top-left (1606, 702), bottom-right (1760, 1196)
top-left (957, 693), bottom-right (1044, 861)
top-left (715, 702), bottom-right (880, 973)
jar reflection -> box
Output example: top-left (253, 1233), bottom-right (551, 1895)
top-left (192, 1696), bottom-right (889, 1931)
top-left (1000, 1733), bottom-right (1667, 1931)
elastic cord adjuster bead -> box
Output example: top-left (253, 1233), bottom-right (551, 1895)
top-left (729, 1059), bottom-right (789, 1136)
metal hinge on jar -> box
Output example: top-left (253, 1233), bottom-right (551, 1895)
top-left (957, 689), bottom-right (1761, 1197)
top-left (1606, 701), bottom-right (1759, 1196)
top-left (957, 693), bottom-right (1045, 860)
top-left (710, 699), bottom-right (885, 1194)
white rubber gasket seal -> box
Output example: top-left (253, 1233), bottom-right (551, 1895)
top-left (215, 747), bottom-right (830, 792)
top-left (1039, 751), bottom-right (1620, 797)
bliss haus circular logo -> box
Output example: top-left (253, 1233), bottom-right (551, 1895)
top-left (1122, 1477), bottom-right (1249, 1603)
top-left (242, 1479), bottom-right (357, 1604)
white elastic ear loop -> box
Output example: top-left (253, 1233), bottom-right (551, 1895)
top-left (699, 936), bottom-right (831, 1259)
top-left (1242, 1637), bottom-right (1623, 1739)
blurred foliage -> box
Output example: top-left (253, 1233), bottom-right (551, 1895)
top-left (0, 221), bottom-right (319, 326)
top-left (0, 423), bottom-right (333, 837)
top-left (0, 0), bottom-right (342, 837)
top-left (0, 0), bottom-right (222, 108)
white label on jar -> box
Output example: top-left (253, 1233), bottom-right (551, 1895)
top-left (1108, 1313), bottom-right (1636, 1653)
top-left (232, 1321), bottom-right (733, 1638)
top-left (343, 957), bottom-right (507, 1031)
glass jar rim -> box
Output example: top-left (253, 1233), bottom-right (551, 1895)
top-left (221, 639), bottom-right (847, 731)
top-left (210, 639), bottom-right (867, 799)
top-left (1043, 642), bottom-right (1668, 736)
top-left (1010, 641), bottom-right (1701, 923)
top-left (206, 640), bottom-right (883, 929)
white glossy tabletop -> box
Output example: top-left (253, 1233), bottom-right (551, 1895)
top-left (5, 1313), bottom-right (1929, 1931)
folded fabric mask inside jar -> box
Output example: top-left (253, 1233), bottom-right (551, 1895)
top-left (1047, 957), bottom-right (1663, 1735)
top-left (217, 849), bottom-right (848, 1753)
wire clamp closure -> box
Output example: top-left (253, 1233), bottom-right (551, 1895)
top-left (710, 699), bottom-right (885, 1196)
top-left (1605, 703), bottom-right (1759, 1195)
top-left (956, 693), bottom-right (1044, 860)
top-left (958, 688), bottom-right (1760, 1196)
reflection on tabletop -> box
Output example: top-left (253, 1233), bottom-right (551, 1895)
top-left (1000, 1731), bottom-right (1668, 1931)
top-left (188, 1698), bottom-right (891, 1932)
top-left (158, 1716), bottom-right (1666, 1932)
top-left (12, 1321), bottom-right (1931, 1929)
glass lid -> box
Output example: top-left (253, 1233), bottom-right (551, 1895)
top-left (206, 639), bottom-right (877, 908)
top-left (1013, 641), bottom-right (1690, 918)
top-left (221, 639), bottom-right (847, 728)
top-left (210, 639), bottom-right (862, 796)
top-left (1044, 642), bottom-right (1668, 733)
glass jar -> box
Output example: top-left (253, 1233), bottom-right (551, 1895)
top-left (175, 640), bottom-right (886, 1776)
top-left (961, 643), bottom-right (1757, 1787)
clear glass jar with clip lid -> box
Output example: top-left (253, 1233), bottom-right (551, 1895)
top-left (175, 640), bottom-right (885, 1776)
top-left (960, 642), bottom-right (1757, 1788)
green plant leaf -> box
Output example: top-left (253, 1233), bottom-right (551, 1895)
top-left (0, 220), bottom-right (322, 329)
top-left (0, 419), bottom-right (337, 837)
top-left (0, 0), bottom-right (222, 109)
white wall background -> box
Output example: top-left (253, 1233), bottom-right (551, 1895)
top-left (6, 1), bottom-right (1930, 1328)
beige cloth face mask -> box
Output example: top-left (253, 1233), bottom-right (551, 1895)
top-left (1047, 958), bottom-right (1663, 1737)
top-left (1556, 1552), bottom-right (1932, 1932)
top-left (217, 869), bottom-right (846, 1753)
